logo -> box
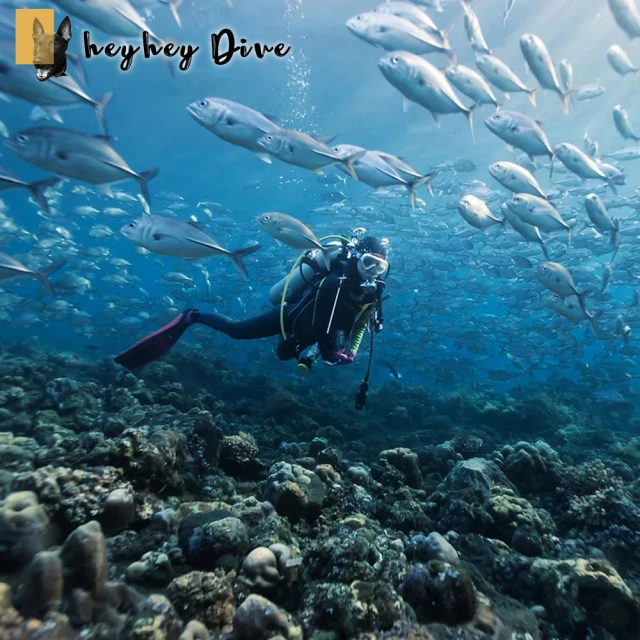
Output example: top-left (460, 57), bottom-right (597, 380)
top-left (15, 9), bottom-right (72, 82)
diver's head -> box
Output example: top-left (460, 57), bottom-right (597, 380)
top-left (356, 236), bottom-right (387, 257)
top-left (355, 236), bottom-right (389, 287)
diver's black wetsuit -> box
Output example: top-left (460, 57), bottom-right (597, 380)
top-left (113, 237), bottom-right (387, 372)
top-left (196, 254), bottom-right (382, 362)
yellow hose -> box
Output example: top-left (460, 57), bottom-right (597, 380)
top-left (279, 235), bottom-right (351, 340)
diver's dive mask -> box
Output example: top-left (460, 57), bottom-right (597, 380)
top-left (357, 253), bottom-right (389, 293)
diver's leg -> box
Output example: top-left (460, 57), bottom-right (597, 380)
top-left (196, 307), bottom-right (284, 340)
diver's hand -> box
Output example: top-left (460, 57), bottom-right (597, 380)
top-left (322, 349), bottom-right (355, 366)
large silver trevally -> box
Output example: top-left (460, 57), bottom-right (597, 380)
top-left (346, 12), bottom-right (452, 57)
top-left (607, 45), bottom-right (639, 75)
top-left (519, 34), bottom-right (573, 114)
top-left (535, 262), bottom-right (591, 313)
top-left (187, 98), bottom-right (282, 164)
top-left (121, 215), bottom-right (261, 280)
top-left (0, 165), bottom-right (61, 214)
top-left (373, 2), bottom-right (445, 39)
top-left (0, 252), bottom-right (65, 296)
top-left (607, 0), bottom-right (640, 38)
top-left (552, 143), bottom-right (617, 193)
top-left (488, 161), bottom-right (545, 198)
top-left (257, 129), bottom-right (364, 179)
top-left (333, 144), bottom-right (408, 187)
top-left (256, 212), bottom-right (332, 270)
top-left (613, 104), bottom-right (640, 141)
top-left (461, 1), bottom-right (490, 55)
top-left (379, 51), bottom-right (475, 139)
top-left (485, 110), bottom-right (553, 159)
top-left (51, 0), bottom-right (174, 73)
top-left (445, 64), bottom-right (500, 109)
top-left (506, 193), bottom-right (572, 243)
top-left (457, 194), bottom-right (503, 231)
top-left (501, 204), bottom-right (550, 259)
top-left (475, 54), bottom-right (538, 106)
top-left (585, 193), bottom-right (621, 247)
top-left (0, 43), bottom-right (112, 134)
top-left (6, 127), bottom-right (159, 205)
top-left (131, 0), bottom-right (183, 28)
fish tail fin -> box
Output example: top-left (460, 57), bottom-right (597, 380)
top-left (540, 239), bottom-right (550, 260)
top-left (466, 104), bottom-right (476, 142)
top-left (527, 88), bottom-right (540, 107)
top-left (66, 52), bottom-right (88, 86)
top-left (151, 36), bottom-right (176, 77)
top-left (611, 218), bottom-right (621, 251)
top-left (341, 150), bottom-right (365, 181)
top-left (447, 50), bottom-right (457, 66)
top-left (36, 258), bottom-right (66, 296)
top-left (587, 310), bottom-right (599, 338)
top-left (320, 247), bottom-right (332, 271)
top-left (560, 90), bottom-right (575, 115)
top-left (27, 176), bottom-right (62, 214)
top-left (93, 91), bottom-right (114, 135)
top-left (229, 244), bottom-right (261, 281)
top-left (549, 152), bottom-right (556, 179)
top-left (137, 168), bottom-right (159, 206)
top-left (409, 170), bottom-right (439, 209)
top-left (495, 102), bottom-right (503, 112)
top-left (608, 179), bottom-right (618, 195)
top-left (159, 0), bottom-right (183, 27)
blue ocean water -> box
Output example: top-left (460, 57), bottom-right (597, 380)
top-left (1, 0), bottom-right (640, 400)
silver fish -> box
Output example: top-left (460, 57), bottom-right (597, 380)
top-left (613, 104), bottom-right (640, 141)
top-left (121, 215), bottom-right (260, 280)
top-left (6, 127), bottom-right (159, 205)
top-left (0, 253), bottom-right (65, 296)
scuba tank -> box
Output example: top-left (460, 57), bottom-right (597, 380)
top-left (268, 241), bottom-right (346, 306)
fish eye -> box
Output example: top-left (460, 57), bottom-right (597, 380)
top-left (128, 222), bottom-right (136, 228)
top-left (16, 134), bottom-right (28, 144)
top-left (392, 56), bottom-right (399, 64)
top-left (198, 100), bottom-right (208, 108)
top-left (263, 215), bottom-right (270, 221)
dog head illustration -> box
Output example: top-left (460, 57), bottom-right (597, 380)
top-left (33, 16), bottom-right (71, 82)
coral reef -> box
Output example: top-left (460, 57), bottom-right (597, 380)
top-left (0, 345), bottom-right (638, 640)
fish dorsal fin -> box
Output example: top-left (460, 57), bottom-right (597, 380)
top-left (187, 221), bottom-right (207, 230)
top-left (95, 134), bottom-right (117, 143)
top-left (313, 134), bottom-right (337, 145)
top-left (263, 113), bottom-right (281, 125)
top-left (536, 121), bottom-right (544, 128)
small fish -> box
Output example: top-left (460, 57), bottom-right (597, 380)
top-left (384, 361), bottom-right (402, 378)
top-left (457, 194), bottom-right (504, 231)
top-left (607, 44), bottom-right (639, 75)
top-left (536, 261), bottom-right (591, 312)
top-left (573, 84), bottom-right (606, 102)
top-left (256, 212), bottom-right (332, 270)
top-left (607, 0), bottom-right (640, 39)
top-left (485, 111), bottom-right (553, 159)
top-left (520, 34), bottom-right (573, 113)
top-left (559, 59), bottom-right (573, 91)
top-left (503, 0), bottom-right (516, 26)
top-left (475, 53), bottom-right (539, 106)
top-left (613, 105), bottom-right (640, 141)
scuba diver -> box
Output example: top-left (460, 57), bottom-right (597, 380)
top-left (114, 234), bottom-right (389, 405)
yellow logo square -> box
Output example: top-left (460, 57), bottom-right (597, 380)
top-left (15, 8), bottom-right (55, 65)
